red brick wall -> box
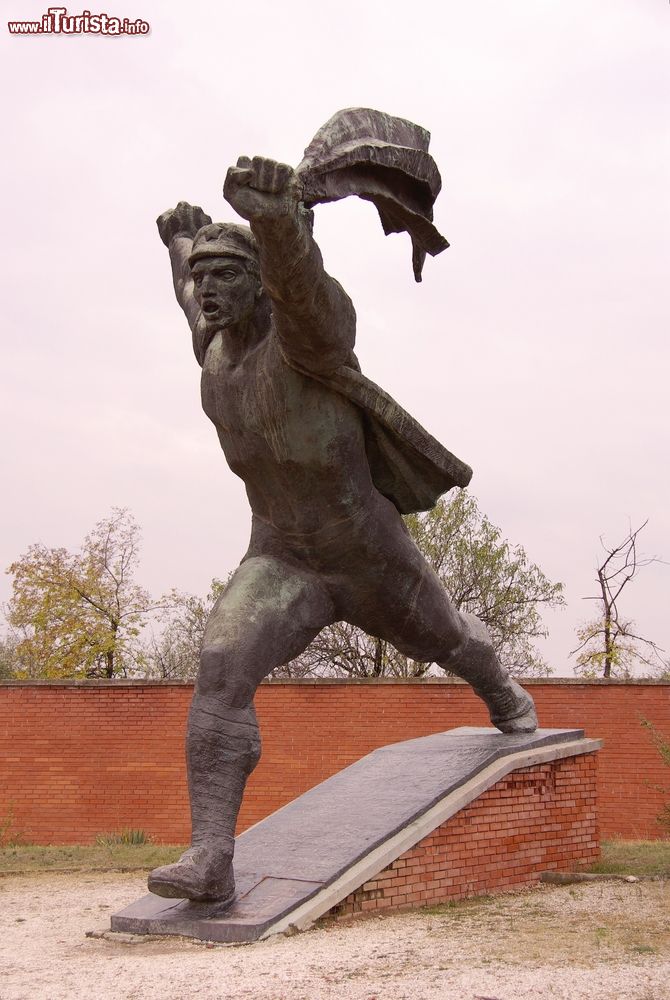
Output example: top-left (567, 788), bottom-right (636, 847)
top-left (332, 753), bottom-right (599, 916)
top-left (0, 680), bottom-right (668, 845)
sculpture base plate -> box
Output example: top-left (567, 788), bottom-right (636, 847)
top-left (111, 727), bottom-right (599, 943)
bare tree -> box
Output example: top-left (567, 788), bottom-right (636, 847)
top-left (143, 579), bottom-right (227, 680)
top-left (279, 621), bottom-right (428, 679)
top-left (572, 520), bottom-right (666, 678)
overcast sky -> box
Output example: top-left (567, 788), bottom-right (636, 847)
top-left (1, 0), bottom-right (668, 674)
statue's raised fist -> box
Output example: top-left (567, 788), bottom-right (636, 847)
top-left (223, 156), bottom-right (302, 223)
top-left (156, 202), bottom-right (212, 247)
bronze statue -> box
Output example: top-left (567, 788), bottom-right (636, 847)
top-left (149, 109), bottom-right (537, 906)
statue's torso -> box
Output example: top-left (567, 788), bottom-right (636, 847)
top-left (200, 328), bottom-right (376, 534)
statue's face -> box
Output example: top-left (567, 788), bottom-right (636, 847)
top-left (192, 256), bottom-right (260, 330)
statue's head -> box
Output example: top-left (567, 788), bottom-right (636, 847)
top-left (189, 223), bottom-right (267, 332)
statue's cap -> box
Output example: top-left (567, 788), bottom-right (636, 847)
top-left (188, 223), bottom-right (259, 267)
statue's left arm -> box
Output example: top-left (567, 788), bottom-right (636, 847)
top-left (224, 156), bottom-right (356, 374)
top-left (156, 201), bottom-right (212, 365)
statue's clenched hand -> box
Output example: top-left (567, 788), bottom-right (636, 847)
top-left (224, 157), bottom-right (302, 222)
top-left (157, 201), bottom-right (212, 247)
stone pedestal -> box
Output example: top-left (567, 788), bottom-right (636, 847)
top-left (111, 727), bottom-right (601, 943)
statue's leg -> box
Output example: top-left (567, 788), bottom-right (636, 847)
top-left (436, 611), bottom-right (537, 733)
top-left (148, 555), bottom-right (334, 902)
top-left (343, 505), bottom-right (537, 733)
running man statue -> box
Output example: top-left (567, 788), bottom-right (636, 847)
top-left (149, 109), bottom-right (537, 906)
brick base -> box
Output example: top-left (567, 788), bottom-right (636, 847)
top-left (330, 752), bottom-right (599, 917)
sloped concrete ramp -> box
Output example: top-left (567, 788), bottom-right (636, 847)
top-left (111, 727), bottom-right (599, 943)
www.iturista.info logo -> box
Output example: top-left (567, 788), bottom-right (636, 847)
top-left (7, 7), bottom-right (150, 35)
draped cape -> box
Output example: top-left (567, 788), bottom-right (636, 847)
top-left (297, 107), bottom-right (449, 282)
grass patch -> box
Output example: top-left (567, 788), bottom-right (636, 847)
top-left (95, 828), bottom-right (151, 847)
top-left (0, 842), bottom-right (185, 874)
top-left (587, 839), bottom-right (670, 878)
top-left (4, 837), bottom-right (669, 879)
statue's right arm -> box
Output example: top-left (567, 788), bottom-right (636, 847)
top-left (223, 158), bottom-right (356, 375)
top-left (157, 203), bottom-right (212, 364)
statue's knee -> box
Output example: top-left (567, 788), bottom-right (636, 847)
top-left (198, 643), bottom-right (225, 694)
top-left (197, 643), bottom-right (254, 706)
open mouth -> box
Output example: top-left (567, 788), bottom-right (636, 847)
top-left (202, 301), bottom-right (220, 316)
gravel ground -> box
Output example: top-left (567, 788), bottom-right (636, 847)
top-left (1, 871), bottom-right (669, 999)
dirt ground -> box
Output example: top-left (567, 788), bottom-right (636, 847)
top-left (1, 871), bottom-right (669, 1000)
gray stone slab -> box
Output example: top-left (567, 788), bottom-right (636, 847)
top-left (111, 875), bottom-right (323, 944)
top-left (111, 727), bottom-right (586, 943)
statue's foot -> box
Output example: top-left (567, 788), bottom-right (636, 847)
top-left (487, 680), bottom-right (538, 734)
top-left (148, 844), bottom-right (235, 904)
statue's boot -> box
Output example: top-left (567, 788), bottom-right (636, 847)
top-left (484, 678), bottom-right (537, 733)
top-left (148, 693), bottom-right (261, 904)
top-left (442, 613), bottom-right (538, 734)
top-left (148, 843), bottom-right (235, 903)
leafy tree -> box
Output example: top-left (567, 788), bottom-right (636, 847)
top-left (572, 520), bottom-right (666, 679)
top-left (0, 635), bottom-right (21, 680)
top-left (278, 491), bottom-right (564, 679)
top-left (5, 509), bottom-right (160, 679)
